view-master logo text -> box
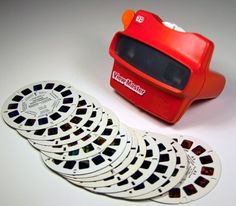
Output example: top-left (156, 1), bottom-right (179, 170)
top-left (112, 71), bottom-right (146, 96)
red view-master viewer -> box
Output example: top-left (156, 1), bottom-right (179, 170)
top-left (109, 10), bottom-right (225, 124)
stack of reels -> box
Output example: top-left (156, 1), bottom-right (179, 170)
top-left (2, 80), bottom-right (221, 204)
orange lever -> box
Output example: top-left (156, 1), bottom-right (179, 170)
top-left (122, 9), bottom-right (135, 30)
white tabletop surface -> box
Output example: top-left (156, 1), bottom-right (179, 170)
top-left (0, 0), bottom-right (235, 206)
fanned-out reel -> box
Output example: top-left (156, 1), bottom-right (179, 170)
top-left (1, 80), bottom-right (222, 205)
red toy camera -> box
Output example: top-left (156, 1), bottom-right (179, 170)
top-left (109, 10), bottom-right (225, 124)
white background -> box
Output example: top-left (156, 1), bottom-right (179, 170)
top-left (0, 1), bottom-right (235, 206)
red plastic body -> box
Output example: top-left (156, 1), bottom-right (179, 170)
top-left (109, 10), bottom-right (225, 124)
